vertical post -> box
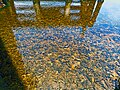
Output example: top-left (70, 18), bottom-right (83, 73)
top-left (33, 0), bottom-right (40, 8)
top-left (33, 0), bottom-right (42, 21)
top-left (6, 0), bottom-right (16, 16)
top-left (64, 0), bottom-right (72, 17)
top-left (80, 0), bottom-right (96, 37)
top-left (86, 0), bottom-right (96, 26)
top-left (88, 0), bottom-right (104, 27)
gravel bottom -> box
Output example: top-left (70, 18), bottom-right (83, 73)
top-left (13, 25), bottom-right (120, 90)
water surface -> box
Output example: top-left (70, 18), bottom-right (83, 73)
top-left (0, 0), bottom-right (120, 89)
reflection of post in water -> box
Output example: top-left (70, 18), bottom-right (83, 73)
top-left (6, 0), bottom-right (19, 26)
top-left (3, 0), bottom-right (16, 15)
top-left (80, 0), bottom-right (104, 37)
top-left (88, 0), bottom-right (104, 27)
top-left (33, 0), bottom-right (42, 21)
top-left (80, 0), bottom-right (96, 30)
top-left (9, 0), bottom-right (16, 15)
top-left (64, 0), bottom-right (72, 17)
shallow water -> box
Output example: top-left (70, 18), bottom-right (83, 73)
top-left (0, 0), bottom-right (120, 89)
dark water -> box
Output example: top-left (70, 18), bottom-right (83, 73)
top-left (0, 0), bottom-right (120, 89)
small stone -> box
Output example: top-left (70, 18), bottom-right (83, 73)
top-left (71, 64), bottom-right (75, 70)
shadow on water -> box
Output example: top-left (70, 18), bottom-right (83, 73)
top-left (0, 0), bottom-right (35, 89)
top-left (0, 38), bottom-right (24, 90)
top-left (0, 1), bottom-right (25, 89)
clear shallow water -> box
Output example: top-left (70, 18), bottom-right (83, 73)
top-left (0, 0), bottom-right (120, 89)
